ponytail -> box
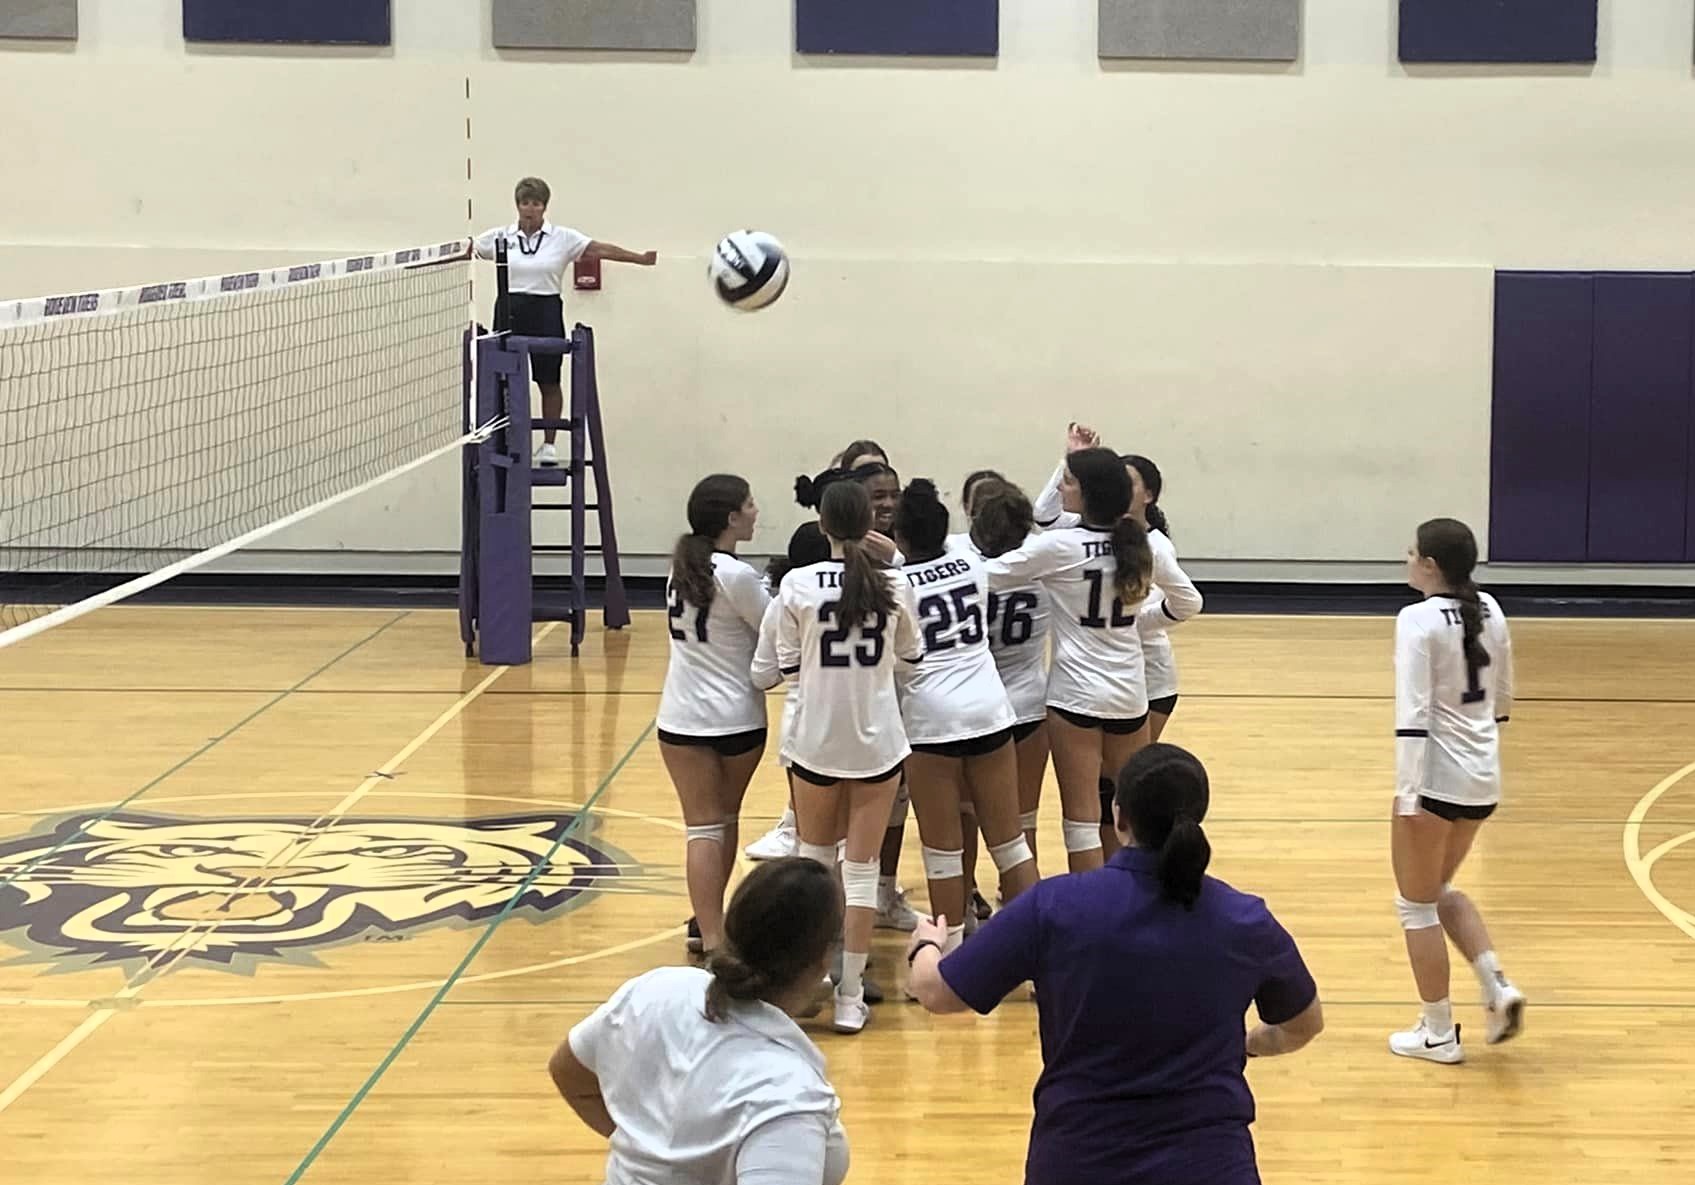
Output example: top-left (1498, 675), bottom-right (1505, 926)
top-left (1144, 503), bottom-right (1170, 536)
top-left (1157, 816), bottom-right (1211, 910)
top-left (1116, 743), bottom-right (1213, 911)
top-left (838, 539), bottom-right (897, 625)
top-left (1415, 518), bottom-right (1491, 689)
top-left (674, 474), bottom-right (751, 613)
top-left (821, 481), bottom-right (896, 627)
top-left (1121, 454), bottom-right (1169, 539)
top-left (1110, 516), bottom-right (1153, 604)
top-left (671, 534), bottom-right (717, 610)
top-left (1454, 578), bottom-right (1492, 685)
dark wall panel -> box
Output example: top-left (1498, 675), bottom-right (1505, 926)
top-left (183, 1), bottom-right (391, 45)
top-left (1587, 274), bottom-right (1692, 563)
top-left (1489, 273), bottom-right (1594, 563)
top-left (1400, 0), bottom-right (1596, 64)
top-left (795, 0), bottom-right (998, 56)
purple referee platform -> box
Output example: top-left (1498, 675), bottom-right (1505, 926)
top-left (457, 322), bottom-right (630, 664)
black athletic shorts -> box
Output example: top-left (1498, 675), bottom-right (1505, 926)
top-left (1010, 719), bottom-right (1044, 744)
top-left (1147, 694), bottom-right (1180, 717)
top-left (910, 728), bottom-right (1014, 760)
top-left (657, 728), bottom-right (768, 758)
top-left (496, 292), bottom-right (566, 384)
top-left (1418, 796), bottom-right (1497, 822)
top-left (790, 761), bottom-right (904, 788)
top-left (1051, 707), bottom-right (1149, 736)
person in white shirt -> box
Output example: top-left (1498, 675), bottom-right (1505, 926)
top-left (961, 479), bottom-right (1053, 874)
top-left (891, 479), bottom-right (1037, 962)
top-left (981, 449), bottom-right (1169, 875)
top-left (658, 475), bottom-right (770, 956)
top-left (549, 857), bottom-right (849, 1185)
top-left (753, 480), bottom-right (922, 1034)
top-left (1389, 517), bottom-right (1525, 1066)
top-left (473, 176), bottom-right (656, 467)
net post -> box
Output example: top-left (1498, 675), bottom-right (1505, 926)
top-left (457, 324), bottom-right (477, 656)
top-left (469, 333), bottom-right (534, 665)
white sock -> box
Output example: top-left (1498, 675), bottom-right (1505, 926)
top-left (944, 924), bottom-right (965, 954)
top-left (839, 950), bottom-right (868, 998)
top-left (1422, 998), bottom-right (1455, 1037)
top-left (1473, 950), bottom-right (1505, 1000)
top-left (777, 806), bottom-right (796, 831)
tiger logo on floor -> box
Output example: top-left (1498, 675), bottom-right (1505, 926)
top-left (0, 811), bottom-right (633, 974)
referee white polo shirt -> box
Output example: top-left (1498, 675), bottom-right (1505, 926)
top-left (472, 220), bottom-right (590, 295)
top-left (568, 965), bottom-right (849, 1185)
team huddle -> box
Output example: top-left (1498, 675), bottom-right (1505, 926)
top-left (653, 425), bottom-right (1524, 1060)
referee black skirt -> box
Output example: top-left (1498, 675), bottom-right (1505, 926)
top-left (495, 292), bottom-right (566, 384)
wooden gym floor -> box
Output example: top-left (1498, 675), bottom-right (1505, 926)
top-left (2, 605), bottom-right (1694, 1184)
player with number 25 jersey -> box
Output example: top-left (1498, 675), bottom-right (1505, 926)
top-left (898, 550), bottom-right (1015, 744)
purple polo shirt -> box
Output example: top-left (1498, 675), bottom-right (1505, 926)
top-left (938, 847), bottom-right (1316, 1185)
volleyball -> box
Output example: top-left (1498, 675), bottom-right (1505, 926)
top-left (709, 230), bottom-right (790, 311)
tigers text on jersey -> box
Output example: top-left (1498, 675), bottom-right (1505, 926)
top-left (657, 553), bottom-right (770, 737)
top-left (1394, 592), bottom-right (1515, 811)
top-left (896, 551), bottom-right (1016, 744)
top-left (983, 527), bottom-right (1202, 720)
top-left (759, 561), bottom-right (923, 780)
top-left (947, 533), bottom-right (1050, 724)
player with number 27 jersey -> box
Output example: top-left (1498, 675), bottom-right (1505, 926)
top-left (984, 526), bottom-right (1202, 721)
top-left (771, 560), bottom-right (923, 780)
top-left (897, 550), bottom-right (1016, 744)
top-left (657, 552), bottom-right (771, 737)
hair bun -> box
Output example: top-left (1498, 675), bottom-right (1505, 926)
top-left (707, 948), bottom-right (768, 1000)
top-left (794, 475), bottom-right (817, 509)
top-left (906, 477), bottom-right (939, 501)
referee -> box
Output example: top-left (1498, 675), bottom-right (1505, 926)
top-left (473, 176), bottom-right (655, 467)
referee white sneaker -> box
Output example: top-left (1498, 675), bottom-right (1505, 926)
top-left (535, 442), bottom-right (560, 467)
top-left (744, 817), bottom-right (797, 861)
top-left (1389, 1018), bottom-right (1465, 1065)
top-left (832, 987), bottom-right (870, 1035)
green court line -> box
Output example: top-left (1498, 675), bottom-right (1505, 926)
top-left (282, 718), bottom-right (656, 1185)
top-left (0, 612), bottom-right (406, 893)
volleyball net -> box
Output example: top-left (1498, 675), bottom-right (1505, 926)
top-left (0, 240), bottom-right (489, 651)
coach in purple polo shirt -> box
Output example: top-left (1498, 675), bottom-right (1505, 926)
top-left (907, 744), bottom-right (1323, 1185)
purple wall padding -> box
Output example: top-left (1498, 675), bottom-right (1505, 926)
top-left (1489, 273), bottom-right (1594, 563)
top-left (1588, 274), bottom-right (1692, 563)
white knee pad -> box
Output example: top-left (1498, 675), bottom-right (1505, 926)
top-left (685, 821), bottom-right (727, 845)
top-left (1395, 895), bottom-right (1441, 931)
top-left (1019, 809), bottom-right (1040, 832)
top-left (841, 858), bottom-right (881, 910)
top-left (921, 845), bottom-right (965, 881)
top-left (798, 841), bottom-right (837, 869)
top-left (888, 782), bottom-right (910, 826)
top-left (1062, 817), bottom-right (1103, 854)
top-left (989, 835), bottom-right (1034, 874)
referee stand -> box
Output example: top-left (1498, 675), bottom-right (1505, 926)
top-left (459, 238), bottom-right (630, 663)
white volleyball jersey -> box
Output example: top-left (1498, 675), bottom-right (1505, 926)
top-left (657, 552), bottom-right (770, 736)
top-left (895, 552), bottom-right (1016, 744)
top-left (760, 561), bottom-right (922, 779)
top-left (948, 533), bottom-right (1049, 724)
top-left (750, 597), bottom-right (799, 768)
top-left (982, 527), bottom-right (1147, 719)
top-left (1138, 530), bottom-right (1195, 701)
top-left (1394, 592), bottom-right (1515, 812)
top-left (1031, 462), bottom-right (1078, 530)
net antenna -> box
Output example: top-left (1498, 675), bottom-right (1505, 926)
top-left (0, 240), bottom-right (487, 652)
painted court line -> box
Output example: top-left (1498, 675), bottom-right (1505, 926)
top-left (0, 621), bottom-right (553, 1115)
top-left (282, 717), bottom-right (657, 1185)
top-left (0, 613), bottom-right (407, 883)
top-left (1623, 758), bottom-right (1695, 942)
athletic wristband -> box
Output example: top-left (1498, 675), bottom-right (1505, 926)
top-left (907, 939), bottom-right (942, 965)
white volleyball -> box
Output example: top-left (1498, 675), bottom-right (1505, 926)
top-left (708, 230), bottom-right (790, 311)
